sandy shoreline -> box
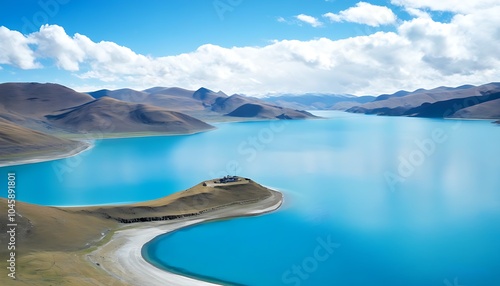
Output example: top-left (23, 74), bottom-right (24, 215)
top-left (87, 191), bottom-right (283, 286)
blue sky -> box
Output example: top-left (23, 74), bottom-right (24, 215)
top-left (0, 0), bottom-right (498, 95)
top-left (1, 0), bottom-right (405, 54)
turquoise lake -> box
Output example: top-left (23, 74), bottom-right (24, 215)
top-left (2, 111), bottom-right (500, 285)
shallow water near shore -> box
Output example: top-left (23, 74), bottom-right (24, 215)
top-left (2, 111), bottom-right (500, 285)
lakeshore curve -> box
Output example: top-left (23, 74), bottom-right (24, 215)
top-left (87, 190), bottom-right (283, 286)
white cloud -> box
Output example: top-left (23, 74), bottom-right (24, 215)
top-left (323, 2), bottom-right (397, 27)
top-left (295, 14), bottom-right (323, 27)
top-left (390, 0), bottom-right (499, 14)
top-left (29, 25), bottom-right (85, 71)
top-left (397, 6), bottom-right (500, 75)
top-left (0, 1), bottom-right (500, 98)
top-left (404, 7), bottom-right (431, 19)
top-left (0, 26), bottom-right (39, 69)
top-left (322, 12), bottom-right (342, 23)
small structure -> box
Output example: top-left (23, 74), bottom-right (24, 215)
top-left (204, 175), bottom-right (249, 187)
top-left (217, 175), bottom-right (239, 184)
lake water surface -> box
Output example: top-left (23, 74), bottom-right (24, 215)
top-left (2, 111), bottom-right (500, 285)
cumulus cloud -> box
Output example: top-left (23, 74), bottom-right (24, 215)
top-left (30, 25), bottom-right (85, 71)
top-left (390, 0), bottom-right (499, 14)
top-left (397, 6), bottom-right (500, 76)
top-left (295, 14), bottom-right (323, 27)
top-left (404, 7), bottom-right (431, 19)
top-left (0, 2), bottom-right (500, 97)
top-left (323, 2), bottom-right (397, 27)
top-left (0, 26), bottom-right (39, 69)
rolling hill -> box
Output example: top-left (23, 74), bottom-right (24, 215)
top-left (402, 91), bottom-right (500, 118)
top-left (226, 103), bottom-right (314, 119)
top-left (0, 82), bottom-right (95, 132)
top-left (0, 118), bottom-right (88, 164)
top-left (0, 82), bottom-right (94, 117)
top-left (0, 83), bottom-right (217, 164)
top-left (87, 87), bottom-right (317, 120)
top-left (87, 88), bottom-right (148, 101)
top-left (45, 97), bottom-right (214, 134)
top-left (451, 97), bottom-right (500, 119)
top-left (347, 83), bottom-right (500, 117)
top-left (88, 87), bottom-right (210, 112)
top-left (211, 94), bottom-right (317, 119)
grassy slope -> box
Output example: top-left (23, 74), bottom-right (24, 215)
top-left (0, 199), bottom-right (119, 285)
top-left (0, 118), bottom-right (88, 163)
top-left (77, 179), bottom-right (271, 222)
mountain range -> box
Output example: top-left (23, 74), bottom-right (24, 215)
top-left (264, 82), bottom-right (500, 122)
top-left (1, 81), bottom-right (499, 162)
top-left (345, 83), bottom-right (500, 120)
top-left (0, 82), bottom-right (316, 161)
top-left (87, 87), bottom-right (317, 120)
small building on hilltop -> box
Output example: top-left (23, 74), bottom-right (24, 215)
top-left (203, 176), bottom-right (249, 187)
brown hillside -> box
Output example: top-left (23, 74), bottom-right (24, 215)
top-left (45, 97), bottom-right (214, 134)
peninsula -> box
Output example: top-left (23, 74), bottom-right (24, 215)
top-left (0, 177), bottom-right (283, 286)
